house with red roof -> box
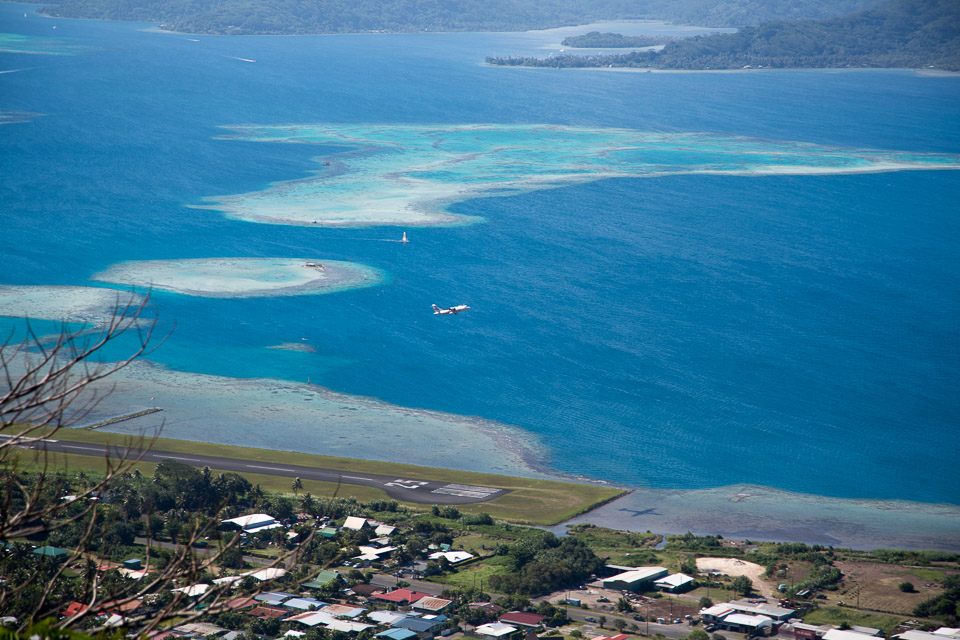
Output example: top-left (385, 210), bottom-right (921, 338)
top-left (60, 602), bottom-right (88, 618)
top-left (371, 589), bottom-right (433, 606)
top-left (498, 612), bottom-right (545, 629)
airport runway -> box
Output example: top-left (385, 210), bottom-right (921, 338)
top-left (11, 436), bottom-right (510, 505)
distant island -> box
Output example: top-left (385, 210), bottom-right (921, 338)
top-left (489, 0), bottom-right (960, 71)
top-left (561, 32), bottom-right (677, 48)
top-left (28, 0), bottom-right (878, 35)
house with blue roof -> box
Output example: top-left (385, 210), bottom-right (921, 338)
top-left (376, 629), bottom-right (419, 640)
top-left (393, 615), bottom-right (448, 639)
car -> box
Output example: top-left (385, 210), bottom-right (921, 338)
top-left (633, 615), bottom-right (645, 621)
top-left (597, 597), bottom-right (610, 603)
top-left (584, 617), bottom-right (598, 623)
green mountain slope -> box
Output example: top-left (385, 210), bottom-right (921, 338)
top-left (487, 0), bottom-right (960, 70)
top-left (653, 0), bottom-right (960, 69)
top-left (30, 0), bottom-right (879, 35)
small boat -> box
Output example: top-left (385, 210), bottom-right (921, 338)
top-left (401, 232), bottom-right (408, 243)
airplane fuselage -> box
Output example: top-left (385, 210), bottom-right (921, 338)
top-left (433, 304), bottom-right (470, 315)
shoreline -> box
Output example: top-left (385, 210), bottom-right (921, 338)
top-left (74, 359), bottom-right (960, 551)
top-left (482, 63), bottom-right (960, 76)
top-left (3, 336), bottom-right (957, 550)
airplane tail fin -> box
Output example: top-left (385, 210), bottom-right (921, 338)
top-left (431, 304), bottom-right (441, 314)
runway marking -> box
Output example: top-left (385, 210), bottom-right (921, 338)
top-left (385, 479), bottom-right (428, 489)
top-left (247, 465), bottom-right (291, 472)
top-left (343, 475), bottom-right (374, 481)
top-left (62, 445), bottom-right (104, 452)
top-left (163, 455), bottom-right (206, 463)
top-left (431, 483), bottom-right (501, 498)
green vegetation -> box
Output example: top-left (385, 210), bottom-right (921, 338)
top-left (562, 32), bottom-right (676, 48)
top-left (486, 530), bottom-right (604, 595)
top-left (802, 607), bottom-right (906, 634)
top-left (914, 575), bottom-right (960, 620)
top-left (487, 0), bottom-right (960, 71)
top-left (31, 0), bottom-right (878, 34)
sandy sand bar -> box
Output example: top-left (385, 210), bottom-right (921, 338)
top-left (0, 284), bottom-right (143, 326)
top-left (92, 257), bottom-right (384, 298)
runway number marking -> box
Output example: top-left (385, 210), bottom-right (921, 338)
top-left (431, 484), bottom-right (501, 498)
top-left (384, 479), bottom-right (428, 490)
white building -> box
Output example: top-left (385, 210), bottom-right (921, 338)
top-left (600, 567), bottom-right (669, 591)
top-left (475, 622), bottom-right (519, 639)
top-left (221, 513), bottom-right (282, 534)
top-left (718, 613), bottom-right (774, 635)
top-left (654, 573), bottom-right (695, 592)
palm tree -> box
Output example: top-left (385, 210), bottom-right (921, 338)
top-left (292, 476), bottom-right (303, 497)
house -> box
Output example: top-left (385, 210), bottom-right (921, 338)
top-left (220, 514), bottom-right (281, 534)
top-left (32, 546), bottom-right (70, 560)
top-left (248, 605), bottom-right (290, 619)
top-left (283, 597), bottom-right (328, 611)
top-left (376, 524), bottom-right (397, 536)
top-left (498, 612), bottom-right (545, 629)
top-left (781, 622), bottom-right (825, 640)
top-left (343, 516), bottom-right (371, 530)
top-left (243, 567), bottom-right (287, 581)
top-left (726, 600), bottom-right (796, 622)
top-left (172, 583), bottom-right (210, 597)
top-left (348, 583), bottom-right (382, 598)
top-left (213, 576), bottom-right (242, 588)
top-left (895, 632), bottom-right (960, 640)
top-left (369, 611), bottom-right (410, 626)
top-left (301, 570), bottom-right (342, 590)
top-left (428, 550), bottom-right (474, 564)
top-left (393, 615), bottom-right (449, 639)
top-left (654, 573), bottom-right (695, 593)
top-left (60, 602), bottom-right (88, 618)
top-left (823, 630), bottom-right (885, 640)
top-left (699, 605), bottom-right (736, 624)
top-left (377, 629), bottom-right (419, 640)
top-left (356, 545), bottom-right (399, 562)
top-left (223, 597), bottom-right (258, 611)
top-left (469, 602), bottom-right (503, 616)
top-left (372, 589), bottom-right (433, 606)
top-left (321, 604), bottom-right (366, 619)
top-left (255, 591), bottom-right (297, 606)
top-left (287, 611), bottom-right (339, 627)
top-left (600, 567), bottom-right (669, 591)
top-left (174, 623), bottom-right (227, 637)
top-left (716, 613), bottom-right (774, 635)
top-left (474, 622), bottom-right (520, 640)
top-left (413, 597), bottom-right (454, 614)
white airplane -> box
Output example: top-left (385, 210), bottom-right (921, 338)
top-left (432, 303), bottom-right (470, 315)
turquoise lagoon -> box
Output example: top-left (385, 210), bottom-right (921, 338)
top-left (1, 4), bottom-right (959, 547)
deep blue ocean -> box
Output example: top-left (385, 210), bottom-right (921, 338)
top-left (2, 4), bottom-right (959, 505)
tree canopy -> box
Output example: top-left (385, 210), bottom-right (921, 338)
top-left (35, 0), bottom-right (878, 35)
top-left (487, 0), bottom-right (960, 70)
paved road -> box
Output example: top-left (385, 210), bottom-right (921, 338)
top-left (15, 436), bottom-right (510, 505)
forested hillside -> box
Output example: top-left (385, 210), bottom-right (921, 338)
top-left (30, 0), bottom-right (879, 35)
top-left (488, 0), bottom-right (960, 70)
